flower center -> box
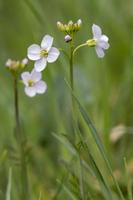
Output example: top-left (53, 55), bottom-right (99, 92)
top-left (28, 79), bottom-right (34, 87)
top-left (86, 39), bottom-right (97, 47)
top-left (40, 49), bottom-right (48, 57)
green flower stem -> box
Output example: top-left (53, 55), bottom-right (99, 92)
top-left (73, 43), bottom-right (87, 56)
top-left (69, 38), bottom-right (78, 138)
top-left (13, 75), bottom-right (29, 200)
top-left (69, 41), bottom-right (87, 137)
top-left (70, 43), bottom-right (74, 90)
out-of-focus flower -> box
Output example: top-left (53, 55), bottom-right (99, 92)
top-left (110, 124), bottom-right (126, 143)
top-left (6, 58), bottom-right (28, 71)
top-left (27, 35), bottom-right (60, 72)
top-left (57, 19), bottom-right (82, 34)
top-left (87, 24), bottom-right (109, 58)
top-left (21, 70), bottom-right (47, 97)
top-left (6, 59), bottom-right (20, 71)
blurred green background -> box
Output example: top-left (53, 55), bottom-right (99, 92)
top-left (0, 0), bottom-right (133, 199)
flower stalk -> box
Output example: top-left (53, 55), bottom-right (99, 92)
top-left (69, 41), bottom-right (74, 91)
top-left (13, 73), bottom-right (29, 200)
top-left (69, 36), bottom-right (80, 138)
top-left (73, 43), bottom-right (87, 56)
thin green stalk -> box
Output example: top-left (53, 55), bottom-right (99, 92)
top-left (69, 42), bottom-right (74, 91)
top-left (69, 39), bottom-right (86, 199)
top-left (79, 155), bottom-right (85, 200)
top-left (70, 42), bottom-right (87, 136)
top-left (73, 43), bottom-right (87, 56)
top-left (69, 41), bottom-right (87, 134)
top-left (13, 75), bottom-right (29, 200)
top-left (124, 158), bottom-right (133, 200)
top-left (14, 76), bottom-right (20, 129)
top-left (69, 39), bottom-right (77, 137)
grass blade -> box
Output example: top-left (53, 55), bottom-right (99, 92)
top-left (78, 155), bottom-right (86, 200)
top-left (66, 82), bottom-right (125, 200)
top-left (89, 153), bottom-right (113, 200)
top-left (57, 179), bottom-right (77, 200)
top-left (52, 132), bottom-right (77, 155)
top-left (6, 168), bottom-right (12, 200)
top-left (124, 158), bottom-right (133, 200)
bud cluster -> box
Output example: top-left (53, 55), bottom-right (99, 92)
top-left (6, 58), bottom-right (28, 72)
top-left (57, 19), bottom-right (82, 35)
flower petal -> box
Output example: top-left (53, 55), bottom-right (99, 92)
top-left (95, 46), bottom-right (105, 58)
top-left (35, 81), bottom-right (47, 94)
top-left (34, 58), bottom-right (47, 72)
top-left (27, 44), bottom-right (41, 61)
top-left (98, 41), bottom-right (110, 49)
top-left (21, 72), bottom-right (31, 86)
top-left (25, 86), bottom-right (36, 97)
top-left (31, 70), bottom-right (42, 82)
top-left (92, 24), bottom-right (102, 39)
top-left (41, 35), bottom-right (53, 51)
top-left (101, 35), bottom-right (109, 42)
top-left (47, 47), bottom-right (60, 63)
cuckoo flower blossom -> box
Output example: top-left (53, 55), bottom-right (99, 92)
top-left (27, 35), bottom-right (60, 72)
top-left (87, 24), bottom-right (109, 58)
top-left (21, 70), bottom-right (47, 97)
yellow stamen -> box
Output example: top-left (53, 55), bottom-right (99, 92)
top-left (40, 50), bottom-right (48, 57)
top-left (28, 80), bottom-right (34, 87)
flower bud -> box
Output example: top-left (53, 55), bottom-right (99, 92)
top-left (6, 59), bottom-right (20, 71)
top-left (5, 58), bottom-right (28, 72)
top-left (64, 35), bottom-right (72, 43)
top-left (57, 19), bottom-right (82, 34)
top-left (20, 58), bottom-right (28, 68)
top-left (77, 19), bottom-right (82, 26)
top-left (57, 21), bottom-right (65, 31)
top-left (77, 19), bottom-right (82, 29)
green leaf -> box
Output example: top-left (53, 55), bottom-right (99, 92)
top-left (52, 132), bottom-right (77, 155)
top-left (66, 82), bottom-right (125, 200)
top-left (57, 179), bottom-right (77, 200)
top-left (88, 153), bottom-right (112, 200)
top-left (124, 157), bottom-right (133, 200)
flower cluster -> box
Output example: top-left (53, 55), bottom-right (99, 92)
top-left (21, 34), bottom-right (60, 97)
top-left (5, 20), bottom-right (109, 97)
top-left (57, 19), bottom-right (82, 43)
top-left (6, 35), bottom-right (60, 97)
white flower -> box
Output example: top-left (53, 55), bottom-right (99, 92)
top-left (92, 24), bottom-right (109, 58)
top-left (21, 70), bottom-right (47, 97)
top-left (27, 35), bottom-right (60, 72)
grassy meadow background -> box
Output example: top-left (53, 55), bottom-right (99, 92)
top-left (0, 0), bottom-right (133, 199)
